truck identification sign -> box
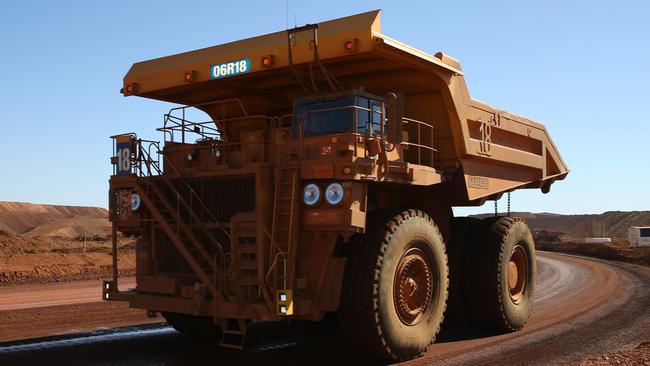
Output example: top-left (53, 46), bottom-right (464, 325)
top-left (115, 139), bottom-right (132, 176)
top-left (210, 58), bottom-right (250, 79)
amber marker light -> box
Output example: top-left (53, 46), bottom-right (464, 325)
top-left (261, 55), bottom-right (275, 68)
top-left (343, 166), bottom-right (352, 175)
top-left (344, 39), bottom-right (356, 52)
top-left (124, 83), bottom-right (138, 94)
top-left (184, 71), bottom-right (196, 82)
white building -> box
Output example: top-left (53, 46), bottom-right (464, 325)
top-left (585, 237), bottom-right (611, 244)
top-left (628, 226), bottom-right (650, 247)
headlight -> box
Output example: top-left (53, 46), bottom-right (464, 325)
top-left (131, 193), bottom-right (141, 211)
top-left (325, 182), bottom-right (344, 205)
top-left (303, 184), bottom-right (321, 206)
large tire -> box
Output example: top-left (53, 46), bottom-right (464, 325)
top-left (444, 217), bottom-right (480, 327)
top-left (338, 209), bottom-right (448, 361)
top-left (466, 216), bottom-right (536, 332)
top-left (162, 312), bottom-right (223, 341)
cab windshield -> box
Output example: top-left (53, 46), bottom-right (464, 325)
top-left (293, 94), bottom-right (385, 137)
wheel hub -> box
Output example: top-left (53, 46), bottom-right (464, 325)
top-left (394, 247), bottom-right (434, 325)
top-left (508, 245), bottom-right (528, 304)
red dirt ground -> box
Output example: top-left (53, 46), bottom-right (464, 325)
top-left (536, 240), bottom-right (650, 267)
top-left (571, 342), bottom-right (650, 366)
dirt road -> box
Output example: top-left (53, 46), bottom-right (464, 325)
top-left (0, 278), bottom-right (135, 311)
top-left (0, 252), bottom-right (649, 365)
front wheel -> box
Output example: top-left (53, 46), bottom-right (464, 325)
top-left (338, 209), bottom-right (449, 361)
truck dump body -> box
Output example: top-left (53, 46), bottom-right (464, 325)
top-left (122, 10), bottom-right (568, 204)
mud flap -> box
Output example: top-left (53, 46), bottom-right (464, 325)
top-left (318, 257), bottom-right (347, 311)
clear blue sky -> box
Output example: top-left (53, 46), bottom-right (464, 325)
top-left (0, 1), bottom-right (648, 214)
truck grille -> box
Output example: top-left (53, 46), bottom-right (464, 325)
top-left (153, 174), bottom-right (255, 275)
top-left (166, 174), bottom-right (256, 223)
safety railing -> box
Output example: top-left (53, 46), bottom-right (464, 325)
top-left (157, 99), bottom-right (252, 144)
top-left (401, 117), bottom-right (437, 167)
top-left (158, 112), bottom-right (221, 144)
top-left (300, 104), bottom-right (438, 167)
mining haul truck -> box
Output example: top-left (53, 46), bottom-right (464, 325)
top-left (104, 10), bottom-right (568, 361)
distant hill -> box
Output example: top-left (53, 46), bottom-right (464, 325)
top-left (0, 202), bottom-right (109, 239)
top-left (0, 201), bottom-right (647, 241)
top-left (472, 211), bottom-right (650, 239)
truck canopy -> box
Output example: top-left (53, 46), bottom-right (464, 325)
top-left (122, 10), bottom-right (567, 203)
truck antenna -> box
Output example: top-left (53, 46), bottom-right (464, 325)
top-left (285, 0), bottom-right (289, 30)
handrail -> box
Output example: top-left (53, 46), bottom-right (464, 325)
top-left (158, 114), bottom-right (221, 144)
top-left (158, 153), bottom-right (232, 244)
top-left (157, 154), bottom-right (241, 301)
top-left (301, 104), bottom-right (438, 166)
top-left (158, 98), bottom-right (250, 144)
top-left (402, 117), bottom-right (436, 167)
top-left (167, 98), bottom-right (249, 117)
top-left (135, 139), bottom-right (162, 177)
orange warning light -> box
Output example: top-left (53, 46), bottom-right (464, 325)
top-left (261, 55), bottom-right (275, 68)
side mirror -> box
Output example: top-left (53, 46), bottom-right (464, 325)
top-left (385, 92), bottom-right (404, 144)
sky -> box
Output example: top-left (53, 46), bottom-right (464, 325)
top-left (0, 1), bottom-right (648, 215)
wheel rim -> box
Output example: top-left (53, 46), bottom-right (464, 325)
top-left (508, 244), bottom-right (528, 304)
top-left (394, 246), bottom-right (434, 325)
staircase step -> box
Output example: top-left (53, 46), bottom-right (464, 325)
top-left (234, 222), bottom-right (258, 229)
top-left (223, 330), bottom-right (245, 335)
top-left (234, 259), bottom-right (257, 270)
top-left (236, 244), bottom-right (257, 254)
top-left (219, 332), bottom-right (246, 349)
top-left (235, 276), bottom-right (259, 286)
top-left (234, 228), bottom-right (257, 237)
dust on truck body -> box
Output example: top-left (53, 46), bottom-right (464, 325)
top-left (104, 10), bottom-right (567, 360)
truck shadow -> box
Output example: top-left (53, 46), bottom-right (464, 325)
top-left (0, 320), bottom-right (500, 366)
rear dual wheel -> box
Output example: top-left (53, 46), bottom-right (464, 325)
top-left (338, 209), bottom-right (448, 361)
top-left (444, 217), bottom-right (480, 326)
top-left (466, 216), bottom-right (536, 331)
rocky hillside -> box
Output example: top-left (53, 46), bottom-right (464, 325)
top-left (0, 202), bottom-right (109, 239)
top-left (473, 211), bottom-right (650, 239)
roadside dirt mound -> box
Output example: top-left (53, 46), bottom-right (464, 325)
top-left (24, 216), bottom-right (111, 239)
top-left (0, 231), bottom-right (135, 285)
top-left (0, 201), bottom-right (109, 239)
top-left (0, 202), bottom-right (133, 286)
top-left (536, 241), bottom-right (650, 267)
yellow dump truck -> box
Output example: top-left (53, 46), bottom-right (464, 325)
top-left (104, 10), bottom-right (568, 361)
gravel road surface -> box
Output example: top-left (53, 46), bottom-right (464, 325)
top-left (0, 252), bottom-right (648, 365)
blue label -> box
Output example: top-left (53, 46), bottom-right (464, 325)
top-left (210, 58), bottom-right (251, 79)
